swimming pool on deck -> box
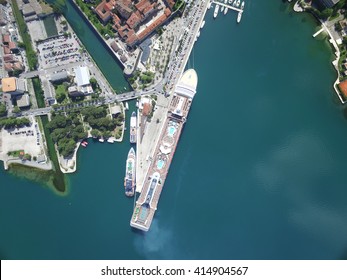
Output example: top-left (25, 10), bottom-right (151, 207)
top-left (157, 160), bottom-right (164, 169)
top-left (168, 126), bottom-right (176, 136)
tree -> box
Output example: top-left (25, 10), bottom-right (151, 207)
top-left (89, 77), bottom-right (98, 90)
top-left (55, 84), bottom-right (67, 103)
top-left (12, 69), bottom-right (23, 77)
top-left (0, 103), bottom-right (7, 116)
top-left (17, 41), bottom-right (25, 48)
top-left (13, 106), bottom-right (20, 114)
top-left (321, 8), bottom-right (333, 20)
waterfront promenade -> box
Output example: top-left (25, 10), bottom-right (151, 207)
top-left (131, 0), bottom-right (209, 231)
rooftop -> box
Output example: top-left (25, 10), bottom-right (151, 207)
top-left (75, 66), bottom-right (90, 86)
top-left (2, 77), bottom-right (17, 92)
top-left (338, 80), bottom-right (347, 99)
top-left (16, 94), bottom-right (30, 108)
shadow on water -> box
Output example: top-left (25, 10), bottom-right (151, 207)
top-left (342, 107), bottom-right (347, 120)
top-left (339, 249), bottom-right (347, 260)
top-left (0, 250), bottom-right (8, 260)
top-left (130, 227), bottom-right (145, 236)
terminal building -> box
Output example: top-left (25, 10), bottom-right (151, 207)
top-left (130, 69), bottom-right (198, 231)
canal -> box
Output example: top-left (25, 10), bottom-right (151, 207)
top-left (45, 0), bottom-right (130, 92)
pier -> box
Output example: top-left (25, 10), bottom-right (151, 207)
top-left (212, 0), bottom-right (243, 13)
top-left (131, 0), bottom-right (210, 231)
top-left (313, 27), bottom-right (325, 38)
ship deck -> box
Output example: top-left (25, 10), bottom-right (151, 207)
top-left (131, 94), bottom-right (193, 230)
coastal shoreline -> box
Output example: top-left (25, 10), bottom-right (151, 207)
top-left (293, 1), bottom-right (345, 103)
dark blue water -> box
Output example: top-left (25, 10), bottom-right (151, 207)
top-left (1, 1), bottom-right (347, 259)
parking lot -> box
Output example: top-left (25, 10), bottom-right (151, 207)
top-left (37, 35), bottom-right (82, 69)
top-left (0, 117), bottom-right (44, 158)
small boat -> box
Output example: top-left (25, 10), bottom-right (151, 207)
top-left (82, 141), bottom-right (88, 145)
top-left (221, 5), bottom-right (224, 12)
top-left (241, 1), bottom-right (245, 9)
top-left (200, 20), bottom-right (205, 29)
top-left (125, 102), bottom-right (129, 110)
top-left (107, 138), bottom-right (114, 143)
top-left (233, 0), bottom-right (237, 6)
top-left (224, 0), bottom-right (228, 15)
top-left (81, 142), bottom-right (87, 147)
top-left (236, 0), bottom-right (241, 7)
top-left (207, 1), bottom-right (211, 9)
top-left (99, 137), bottom-right (104, 143)
top-left (229, 0), bottom-right (232, 3)
top-left (213, 4), bottom-right (219, 18)
top-left (237, 11), bottom-right (242, 23)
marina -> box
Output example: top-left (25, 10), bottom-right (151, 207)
top-left (211, 0), bottom-right (245, 22)
top-left (130, 69), bottom-right (198, 231)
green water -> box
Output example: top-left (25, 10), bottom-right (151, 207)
top-left (1, 1), bottom-right (347, 259)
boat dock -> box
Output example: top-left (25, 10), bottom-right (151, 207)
top-left (130, 69), bottom-right (198, 231)
top-left (212, 0), bottom-right (243, 13)
top-left (313, 27), bottom-right (325, 38)
top-left (211, 0), bottom-right (245, 22)
top-left (131, 0), bottom-right (208, 231)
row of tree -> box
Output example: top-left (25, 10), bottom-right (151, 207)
top-left (0, 117), bottom-right (31, 129)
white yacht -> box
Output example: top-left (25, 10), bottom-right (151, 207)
top-left (241, 1), bottom-right (245, 9)
top-left (207, 1), bottom-right (211, 9)
top-left (224, 0), bottom-right (228, 15)
top-left (237, 11), bottom-right (242, 23)
top-left (213, 4), bottom-right (219, 18)
top-left (236, 0), bottom-right (241, 7)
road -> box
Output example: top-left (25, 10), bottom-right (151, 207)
top-left (14, 0), bottom-right (208, 119)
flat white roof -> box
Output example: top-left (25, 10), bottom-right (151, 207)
top-left (75, 66), bottom-right (90, 87)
